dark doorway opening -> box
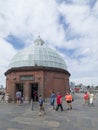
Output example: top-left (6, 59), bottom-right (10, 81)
top-left (30, 83), bottom-right (38, 101)
top-left (16, 83), bottom-right (23, 97)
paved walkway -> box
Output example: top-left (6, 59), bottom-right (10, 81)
top-left (0, 93), bottom-right (98, 130)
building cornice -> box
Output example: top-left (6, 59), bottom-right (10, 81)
top-left (5, 66), bottom-right (70, 76)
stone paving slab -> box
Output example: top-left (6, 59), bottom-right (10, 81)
top-left (8, 129), bottom-right (21, 130)
top-left (12, 116), bottom-right (60, 128)
top-left (0, 93), bottom-right (98, 130)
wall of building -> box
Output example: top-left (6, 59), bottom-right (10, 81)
top-left (44, 71), bottom-right (69, 98)
top-left (6, 68), bottom-right (70, 101)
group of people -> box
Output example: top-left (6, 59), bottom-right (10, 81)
top-left (0, 89), bottom-right (96, 116)
top-left (84, 91), bottom-right (95, 106)
top-left (0, 91), bottom-right (10, 103)
top-left (38, 91), bottom-right (73, 116)
top-left (51, 91), bottom-right (73, 111)
top-left (16, 90), bottom-right (24, 105)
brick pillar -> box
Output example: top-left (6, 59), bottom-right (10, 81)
top-left (24, 82), bottom-right (30, 102)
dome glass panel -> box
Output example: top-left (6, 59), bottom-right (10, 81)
top-left (8, 37), bottom-right (67, 71)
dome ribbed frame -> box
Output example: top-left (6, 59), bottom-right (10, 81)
top-left (8, 45), bottom-right (67, 71)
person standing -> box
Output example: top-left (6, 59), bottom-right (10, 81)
top-left (65, 92), bottom-right (72, 110)
top-left (55, 92), bottom-right (63, 111)
top-left (50, 91), bottom-right (55, 110)
top-left (16, 90), bottom-right (21, 105)
top-left (0, 91), bottom-right (5, 102)
top-left (33, 90), bottom-right (37, 101)
top-left (5, 92), bottom-right (9, 103)
top-left (89, 92), bottom-right (95, 106)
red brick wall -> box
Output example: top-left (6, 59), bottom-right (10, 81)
top-left (6, 69), bottom-right (70, 101)
top-left (44, 71), bottom-right (69, 98)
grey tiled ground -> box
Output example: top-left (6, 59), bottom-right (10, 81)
top-left (0, 93), bottom-right (98, 130)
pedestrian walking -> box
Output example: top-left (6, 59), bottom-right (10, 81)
top-left (65, 92), bottom-right (72, 110)
top-left (83, 92), bottom-right (89, 106)
top-left (38, 95), bottom-right (46, 116)
top-left (50, 91), bottom-right (55, 110)
top-left (89, 92), bottom-right (95, 106)
top-left (55, 92), bottom-right (63, 111)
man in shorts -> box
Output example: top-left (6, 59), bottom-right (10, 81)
top-left (65, 92), bottom-right (72, 110)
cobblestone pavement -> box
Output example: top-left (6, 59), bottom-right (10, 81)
top-left (0, 93), bottom-right (98, 130)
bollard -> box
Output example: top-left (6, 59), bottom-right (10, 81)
top-left (31, 99), bottom-right (33, 110)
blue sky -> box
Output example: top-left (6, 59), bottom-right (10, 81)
top-left (5, 34), bottom-right (25, 49)
top-left (0, 0), bottom-right (98, 87)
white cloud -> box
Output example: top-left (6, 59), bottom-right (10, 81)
top-left (58, 1), bottom-right (98, 85)
top-left (0, 37), bottom-right (16, 87)
top-left (70, 77), bottom-right (98, 86)
top-left (0, 0), bottom-right (98, 86)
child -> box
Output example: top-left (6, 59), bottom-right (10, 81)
top-left (50, 91), bottom-right (55, 110)
top-left (38, 95), bottom-right (46, 115)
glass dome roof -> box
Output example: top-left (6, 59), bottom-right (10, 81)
top-left (8, 37), bottom-right (67, 71)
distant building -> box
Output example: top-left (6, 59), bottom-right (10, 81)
top-left (69, 81), bottom-right (75, 92)
top-left (0, 84), bottom-right (4, 89)
top-left (5, 37), bottom-right (70, 102)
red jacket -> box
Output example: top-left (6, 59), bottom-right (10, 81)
top-left (56, 94), bottom-right (62, 104)
top-left (84, 93), bottom-right (89, 100)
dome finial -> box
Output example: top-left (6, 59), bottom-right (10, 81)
top-left (34, 36), bottom-right (44, 46)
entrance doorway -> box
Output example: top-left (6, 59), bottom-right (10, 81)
top-left (16, 83), bottom-right (23, 97)
top-left (30, 83), bottom-right (38, 101)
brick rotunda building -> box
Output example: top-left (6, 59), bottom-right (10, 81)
top-left (5, 37), bottom-right (70, 102)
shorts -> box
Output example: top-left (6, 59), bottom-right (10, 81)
top-left (66, 100), bottom-right (72, 103)
top-left (16, 97), bottom-right (20, 101)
